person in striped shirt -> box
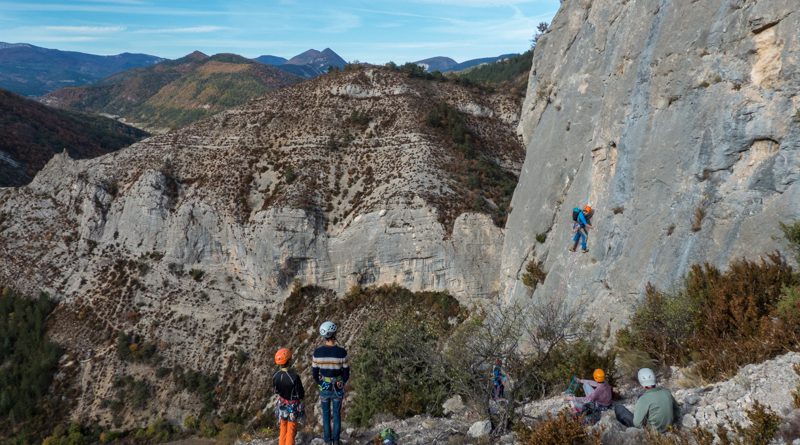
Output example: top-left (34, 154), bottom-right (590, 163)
top-left (312, 320), bottom-right (349, 445)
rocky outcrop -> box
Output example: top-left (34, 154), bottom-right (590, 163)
top-left (0, 67), bottom-right (523, 424)
top-left (503, 0), bottom-right (800, 331)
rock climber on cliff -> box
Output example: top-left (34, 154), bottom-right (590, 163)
top-left (569, 205), bottom-right (594, 253)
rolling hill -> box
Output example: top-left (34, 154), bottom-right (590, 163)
top-left (0, 88), bottom-right (147, 186)
top-left (42, 52), bottom-right (303, 131)
top-left (0, 42), bottom-right (163, 96)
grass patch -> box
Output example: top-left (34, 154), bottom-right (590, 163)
top-left (691, 206), bottom-right (705, 232)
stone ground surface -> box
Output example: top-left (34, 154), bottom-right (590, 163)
top-left (239, 352), bottom-right (800, 445)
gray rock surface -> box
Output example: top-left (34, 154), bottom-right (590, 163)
top-left (504, 0), bottom-right (800, 332)
top-left (519, 352), bottom-right (800, 443)
top-left (467, 419), bottom-right (492, 438)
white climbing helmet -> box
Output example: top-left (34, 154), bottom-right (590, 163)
top-left (319, 321), bottom-right (337, 339)
top-left (638, 368), bottom-right (656, 387)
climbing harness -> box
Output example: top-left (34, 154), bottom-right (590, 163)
top-left (319, 375), bottom-right (344, 393)
top-left (274, 370), bottom-right (305, 423)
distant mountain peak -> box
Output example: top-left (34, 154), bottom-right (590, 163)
top-left (286, 48), bottom-right (346, 70)
top-left (186, 50), bottom-right (209, 60)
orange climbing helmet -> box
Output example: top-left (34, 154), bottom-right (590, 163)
top-left (275, 348), bottom-right (292, 366)
top-left (593, 368), bottom-right (605, 383)
top-left (584, 205), bottom-right (592, 213)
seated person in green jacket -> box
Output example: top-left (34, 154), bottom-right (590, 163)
top-left (614, 368), bottom-right (680, 432)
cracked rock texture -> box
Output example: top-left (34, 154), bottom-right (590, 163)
top-left (503, 0), bottom-right (800, 331)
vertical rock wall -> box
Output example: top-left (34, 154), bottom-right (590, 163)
top-left (504, 0), bottom-right (800, 330)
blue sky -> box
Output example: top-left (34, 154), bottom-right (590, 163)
top-left (0, 0), bottom-right (560, 63)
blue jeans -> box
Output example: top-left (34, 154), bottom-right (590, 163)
top-left (572, 230), bottom-right (587, 250)
top-left (320, 389), bottom-right (343, 443)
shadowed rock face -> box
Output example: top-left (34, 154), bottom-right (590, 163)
top-left (503, 0), bottom-right (800, 330)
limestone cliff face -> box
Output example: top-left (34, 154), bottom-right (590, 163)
top-left (0, 67), bottom-right (522, 424)
top-left (504, 0), bottom-right (800, 330)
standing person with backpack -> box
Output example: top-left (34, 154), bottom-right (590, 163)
top-left (273, 348), bottom-right (305, 445)
top-left (312, 321), bottom-right (349, 445)
top-left (569, 205), bottom-right (594, 253)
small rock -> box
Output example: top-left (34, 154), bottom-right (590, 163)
top-left (682, 414), bottom-right (697, 429)
top-left (310, 439), bottom-right (326, 445)
top-left (443, 395), bottom-right (466, 416)
top-left (345, 427), bottom-right (354, 436)
top-left (685, 394), bottom-right (700, 405)
top-left (467, 420), bottom-right (491, 438)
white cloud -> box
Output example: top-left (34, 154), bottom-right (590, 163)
top-left (44, 25), bottom-right (126, 33)
top-left (135, 26), bottom-right (228, 34)
top-left (320, 11), bottom-right (361, 33)
top-left (28, 35), bottom-right (99, 42)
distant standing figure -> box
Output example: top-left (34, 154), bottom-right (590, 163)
top-left (570, 205), bottom-right (594, 253)
top-left (492, 359), bottom-right (507, 399)
top-left (614, 368), bottom-right (680, 432)
top-left (312, 321), bottom-right (349, 445)
top-left (273, 348), bottom-right (305, 445)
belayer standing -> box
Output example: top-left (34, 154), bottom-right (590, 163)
top-left (492, 359), bottom-right (507, 400)
top-left (569, 205), bottom-right (594, 253)
top-left (312, 321), bottom-right (349, 445)
top-left (273, 348), bottom-right (305, 445)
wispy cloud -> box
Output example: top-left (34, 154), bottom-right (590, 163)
top-left (135, 26), bottom-right (228, 34)
top-left (26, 35), bottom-right (99, 42)
top-left (44, 25), bottom-right (126, 33)
top-left (320, 11), bottom-right (361, 33)
top-left (0, 2), bottom-right (222, 16)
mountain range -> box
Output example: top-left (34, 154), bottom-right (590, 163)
top-left (42, 51), bottom-right (302, 131)
top-left (254, 48), bottom-right (347, 78)
top-left (0, 42), bottom-right (162, 96)
top-left (412, 53), bottom-right (518, 73)
top-left (0, 88), bottom-right (147, 186)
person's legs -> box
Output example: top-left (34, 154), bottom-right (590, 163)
top-left (286, 420), bottom-right (297, 445)
top-left (571, 232), bottom-right (580, 251)
top-left (320, 396), bottom-right (332, 443)
top-left (614, 403), bottom-right (634, 427)
top-left (279, 418), bottom-right (287, 445)
top-left (331, 396), bottom-right (343, 443)
top-left (580, 231), bottom-right (588, 251)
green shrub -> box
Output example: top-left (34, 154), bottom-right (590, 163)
top-left (521, 260), bottom-right (547, 291)
top-left (618, 252), bottom-right (799, 381)
top-left (781, 221), bottom-right (800, 262)
top-left (535, 232), bottom-right (547, 243)
top-left (174, 368), bottom-right (218, 414)
top-left (349, 310), bottom-right (453, 426)
top-left (516, 409), bottom-right (601, 445)
top-left (189, 268), bottom-right (204, 282)
top-left (0, 289), bottom-right (62, 436)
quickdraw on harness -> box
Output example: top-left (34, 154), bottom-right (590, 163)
top-left (275, 371), bottom-right (305, 422)
top-left (318, 375), bottom-right (342, 392)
